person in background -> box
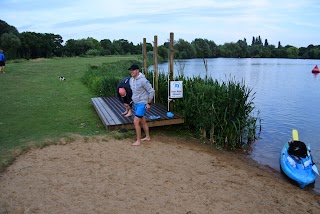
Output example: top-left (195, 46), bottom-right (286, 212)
top-left (128, 64), bottom-right (155, 146)
top-left (0, 50), bottom-right (6, 73)
top-left (117, 77), bottom-right (133, 117)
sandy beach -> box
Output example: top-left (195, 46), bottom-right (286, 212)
top-left (0, 133), bottom-right (319, 214)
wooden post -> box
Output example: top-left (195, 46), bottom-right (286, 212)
top-left (169, 32), bottom-right (174, 111)
top-left (154, 35), bottom-right (158, 103)
top-left (143, 38), bottom-right (147, 77)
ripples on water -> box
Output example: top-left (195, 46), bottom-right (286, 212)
top-left (150, 58), bottom-right (320, 192)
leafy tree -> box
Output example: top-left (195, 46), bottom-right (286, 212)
top-left (42, 33), bottom-right (63, 57)
top-left (257, 36), bottom-right (262, 46)
top-left (18, 32), bottom-right (44, 58)
top-left (113, 39), bottom-right (130, 54)
top-left (132, 42), bottom-right (142, 55)
top-left (0, 20), bottom-right (19, 37)
top-left (111, 39), bottom-right (123, 55)
top-left (16, 32), bottom-right (63, 58)
top-left (86, 37), bottom-right (101, 50)
top-left (220, 42), bottom-right (241, 57)
top-left (0, 33), bottom-right (21, 59)
top-left (298, 47), bottom-right (308, 58)
top-left (275, 47), bottom-right (287, 58)
top-left (286, 46), bottom-right (299, 59)
top-left (260, 47), bottom-right (271, 58)
top-left (158, 45), bottom-right (169, 61)
top-left (278, 41), bottom-right (282, 49)
top-left (145, 42), bottom-right (153, 52)
top-left (86, 49), bottom-right (100, 56)
top-left (308, 47), bottom-right (320, 59)
top-left (251, 36), bottom-right (255, 46)
top-left (206, 40), bottom-right (218, 58)
top-left (174, 39), bottom-right (196, 59)
top-left (191, 38), bottom-right (212, 58)
top-left (2, 18), bottom-right (320, 60)
top-left (267, 45), bottom-right (277, 58)
top-left (250, 44), bottom-right (263, 58)
top-left (0, 20), bottom-right (20, 57)
top-left (64, 38), bottom-right (100, 56)
top-left (236, 39), bottom-right (248, 58)
top-left (100, 39), bottom-right (112, 55)
top-left (251, 36), bottom-right (262, 46)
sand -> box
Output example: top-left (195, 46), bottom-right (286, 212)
top-left (0, 133), bottom-right (319, 214)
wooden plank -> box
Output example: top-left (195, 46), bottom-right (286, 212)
top-left (92, 98), bottom-right (115, 126)
top-left (102, 97), bottom-right (133, 124)
top-left (91, 98), bottom-right (121, 126)
top-left (91, 98), bottom-right (113, 126)
top-left (147, 118), bottom-right (185, 127)
top-left (91, 96), bottom-right (185, 131)
top-left (96, 98), bottom-right (122, 125)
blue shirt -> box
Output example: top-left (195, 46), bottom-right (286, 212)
top-left (0, 53), bottom-right (5, 61)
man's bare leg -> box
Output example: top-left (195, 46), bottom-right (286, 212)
top-left (121, 109), bottom-right (128, 115)
top-left (121, 104), bottom-right (129, 115)
top-left (140, 117), bottom-right (150, 141)
top-left (124, 108), bottom-right (132, 117)
top-left (132, 117), bottom-right (142, 146)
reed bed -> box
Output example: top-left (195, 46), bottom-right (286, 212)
top-left (83, 61), bottom-right (261, 150)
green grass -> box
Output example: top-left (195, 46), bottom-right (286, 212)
top-left (0, 56), bottom-right (139, 170)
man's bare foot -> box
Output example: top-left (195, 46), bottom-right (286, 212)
top-left (124, 113), bottom-right (132, 117)
top-left (141, 137), bottom-right (150, 141)
top-left (121, 111), bottom-right (128, 115)
top-left (131, 141), bottom-right (141, 146)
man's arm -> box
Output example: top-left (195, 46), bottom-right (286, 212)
top-left (143, 80), bottom-right (155, 101)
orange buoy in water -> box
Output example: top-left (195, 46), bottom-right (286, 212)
top-left (312, 65), bottom-right (320, 73)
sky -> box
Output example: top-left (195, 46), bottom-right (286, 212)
top-left (2, 0), bottom-right (320, 47)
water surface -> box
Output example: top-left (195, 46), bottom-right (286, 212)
top-left (150, 58), bottom-right (320, 192)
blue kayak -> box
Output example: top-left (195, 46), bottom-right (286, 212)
top-left (279, 129), bottom-right (317, 188)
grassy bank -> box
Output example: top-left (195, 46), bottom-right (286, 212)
top-left (0, 56), bottom-right (138, 170)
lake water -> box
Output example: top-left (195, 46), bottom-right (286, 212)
top-left (149, 58), bottom-right (320, 192)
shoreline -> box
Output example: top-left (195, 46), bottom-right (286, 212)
top-left (0, 134), bottom-right (319, 213)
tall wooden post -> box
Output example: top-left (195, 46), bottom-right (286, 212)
top-left (153, 35), bottom-right (158, 103)
top-left (169, 32), bottom-right (174, 111)
top-left (143, 38), bottom-right (147, 77)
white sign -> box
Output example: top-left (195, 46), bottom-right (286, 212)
top-left (170, 81), bottom-right (183, 98)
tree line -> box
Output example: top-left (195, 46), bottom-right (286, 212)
top-left (1, 19), bottom-right (320, 60)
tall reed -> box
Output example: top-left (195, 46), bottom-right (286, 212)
top-left (153, 74), bottom-right (260, 150)
top-left (83, 61), bottom-right (260, 150)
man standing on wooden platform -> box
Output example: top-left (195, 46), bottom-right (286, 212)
top-left (128, 64), bottom-right (154, 146)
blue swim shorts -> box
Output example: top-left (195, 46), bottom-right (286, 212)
top-left (134, 103), bottom-right (146, 118)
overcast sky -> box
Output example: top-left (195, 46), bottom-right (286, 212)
top-left (2, 0), bottom-right (320, 47)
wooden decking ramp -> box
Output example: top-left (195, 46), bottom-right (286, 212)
top-left (91, 96), bottom-right (185, 130)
